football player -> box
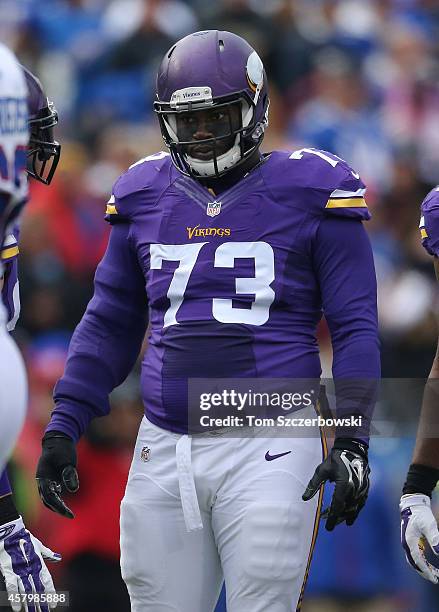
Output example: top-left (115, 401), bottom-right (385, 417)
top-left (36, 31), bottom-right (380, 611)
top-left (0, 50), bottom-right (61, 611)
top-left (1, 64), bottom-right (61, 332)
top-left (400, 192), bottom-right (439, 583)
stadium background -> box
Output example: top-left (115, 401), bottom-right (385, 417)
top-left (1, 0), bottom-right (439, 610)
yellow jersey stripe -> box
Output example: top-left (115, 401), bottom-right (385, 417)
top-left (106, 204), bottom-right (118, 215)
top-left (1, 246), bottom-right (19, 260)
top-left (326, 197), bottom-right (367, 209)
top-left (421, 228), bottom-right (428, 239)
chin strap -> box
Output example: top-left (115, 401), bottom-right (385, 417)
top-left (185, 137), bottom-right (242, 177)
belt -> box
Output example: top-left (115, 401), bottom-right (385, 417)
top-left (175, 435), bottom-right (203, 532)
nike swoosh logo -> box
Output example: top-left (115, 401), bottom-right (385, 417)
top-left (265, 450), bottom-right (292, 461)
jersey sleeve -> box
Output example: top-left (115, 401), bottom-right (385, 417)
top-left (104, 193), bottom-right (127, 225)
top-left (321, 158), bottom-right (370, 221)
top-left (104, 152), bottom-right (171, 225)
top-left (324, 169), bottom-right (371, 221)
top-left (277, 148), bottom-right (371, 221)
top-left (419, 188), bottom-right (439, 257)
top-left (104, 176), bottom-right (137, 225)
top-left (1, 231), bottom-right (19, 263)
top-left (313, 215), bottom-right (380, 441)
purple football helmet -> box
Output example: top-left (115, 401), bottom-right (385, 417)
top-left (154, 30), bottom-right (269, 178)
top-left (22, 66), bottom-right (61, 185)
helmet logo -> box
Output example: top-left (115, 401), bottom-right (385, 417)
top-left (170, 86), bottom-right (212, 109)
top-left (246, 51), bottom-right (264, 92)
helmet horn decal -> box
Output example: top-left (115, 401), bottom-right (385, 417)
top-left (246, 51), bottom-right (264, 93)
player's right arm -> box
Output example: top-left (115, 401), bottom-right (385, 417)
top-left (400, 192), bottom-right (439, 582)
top-left (36, 218), bottom-right (149, 518)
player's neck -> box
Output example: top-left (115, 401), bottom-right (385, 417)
top-left (197, 149), bottom-right (263, 195)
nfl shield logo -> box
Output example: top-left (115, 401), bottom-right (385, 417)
top-left (206, 200), bottom-right (221, 217)
top-left (140, 446), bottom-right (150, 462)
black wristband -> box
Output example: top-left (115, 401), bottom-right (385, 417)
top-left (403, 463), bottom-right (439, 497)
top-left (333, 437), bottom-right (368, 458)
top-left (0, 494), bottom-right (19, 525)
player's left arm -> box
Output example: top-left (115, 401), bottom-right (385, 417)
top-left (302, 213), bottom-right (380, 530)
top-left (408, 337), bottom-right (439, 476)
top-left (407, 223), bottom-right (439, 478)
top-left (399, 208), bottom-right (439, 582)
top-left (399, 340), bottom-right (439, 583)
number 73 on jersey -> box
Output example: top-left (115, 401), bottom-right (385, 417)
top-left (150, 241), bottom-right (275, 328)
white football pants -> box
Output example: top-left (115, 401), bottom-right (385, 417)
top-left (0, 308), bottom-right (27, 472)
top-left (120, 414), bottom-right (325, 612)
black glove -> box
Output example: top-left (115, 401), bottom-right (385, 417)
top-left (36, 431), bottom-right (79, 519)
top-left (302, 438), bottom-right (370, 531)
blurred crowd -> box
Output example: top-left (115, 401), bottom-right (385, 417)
top-left (1, 0), bottom-right (439, 611)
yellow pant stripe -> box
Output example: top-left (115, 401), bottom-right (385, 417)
top-left (296, 427), bottom-right (327, 611)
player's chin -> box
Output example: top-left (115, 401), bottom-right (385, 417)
top-left (188, 143), bottom-right (231, 160)
top-left (188, 145), bottom-right (215, 160)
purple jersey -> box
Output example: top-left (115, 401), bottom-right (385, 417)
top-left (48, 149), bottom-right (380, 440)
top-left (420, 187), bottom-right (439, 257)
top-left (1, 227), bottom-right (20, 330)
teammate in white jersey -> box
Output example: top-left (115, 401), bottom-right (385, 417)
top-left (0, 44), bottom-right (60, 611)
top-left (0, 43), bottom-right (29, 477)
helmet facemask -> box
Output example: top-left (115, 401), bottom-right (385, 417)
top-left (27, 101), bottom-right (61, 185)
top-left (155, 86), bottom-right (268, 178)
